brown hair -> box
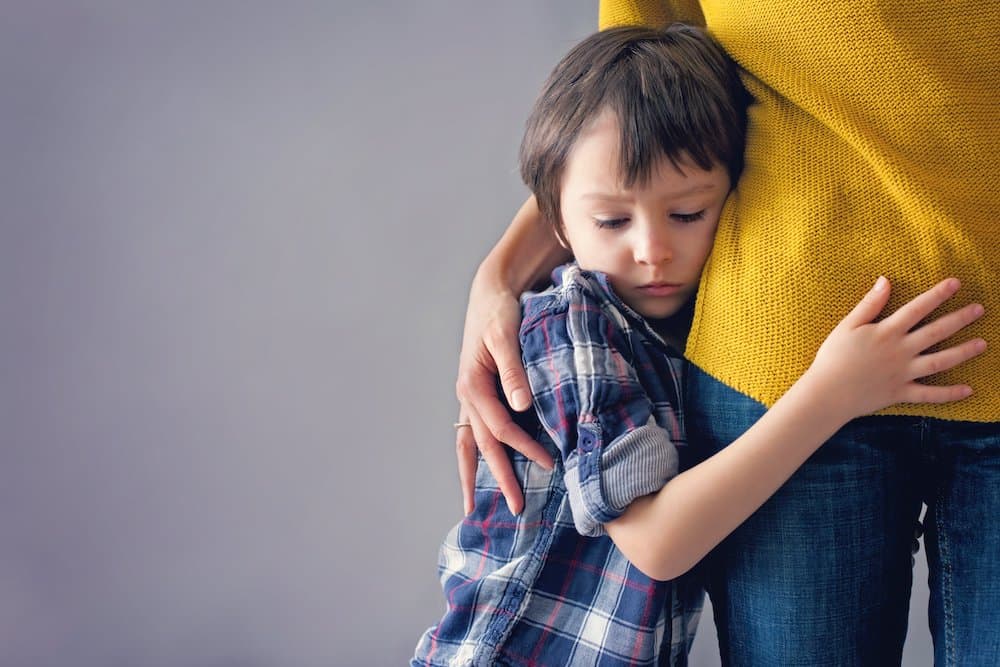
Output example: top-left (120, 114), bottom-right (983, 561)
top-left (519, 24), bottom-right (749, 241)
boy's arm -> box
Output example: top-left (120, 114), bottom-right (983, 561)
top-left (598, 0), bottom-right (705, 30)
top-left (520, 270), bottom-right (684, 535)
top-left (605, 277), bottom-right (986, 581)
top-left (455, 195), bottom-right (569, 515)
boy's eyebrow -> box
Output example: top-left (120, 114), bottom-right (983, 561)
top-left (580, 182), bottom-right (722, 201)
top-left (580, 192), bottom-right (633, 202)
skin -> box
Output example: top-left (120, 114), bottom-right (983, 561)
top-left (453, 115), bottom-right (987, 580)
top-left (557, 111), bottom-right (729, 345)
top-left (455, 195), bottom-right (562, 516)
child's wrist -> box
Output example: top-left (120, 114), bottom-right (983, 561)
top-left (792, 366), bottom-right (857, 430)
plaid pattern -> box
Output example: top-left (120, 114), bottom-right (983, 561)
top-left (413, 265), bottom-right (702, 667)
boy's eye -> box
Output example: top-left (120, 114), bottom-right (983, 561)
top-left (671, 210), bottom-right (706, 223)
top-left (594, 217), bottom-right (628, 229)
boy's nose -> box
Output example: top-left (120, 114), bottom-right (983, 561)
top-left (633, 228), bottom-right (673, 265)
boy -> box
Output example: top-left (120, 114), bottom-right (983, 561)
top-left (413, 25), bottom-right (983, 667)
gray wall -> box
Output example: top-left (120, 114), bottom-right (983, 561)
top-left (1, 2), bottom-right (933, 665)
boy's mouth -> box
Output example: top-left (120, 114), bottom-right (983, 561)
top-left (637, 282), bottom-right (684, 296)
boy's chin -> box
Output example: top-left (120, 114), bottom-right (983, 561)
top-left (633, 295), bottom-right (696, 324)
top-left (632, 298), bottom-right (688, 321)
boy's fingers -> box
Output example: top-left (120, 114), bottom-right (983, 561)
top-left (909, 338), bottom-right (987, 380)
top-left (906, 303), bottom-right (985, 353)
top-left (841, 276), bottom-right (891, 327)
top-left (884, 277), bottom-right (961, 333)
top-left (898, 382), bottom-right (973, 405)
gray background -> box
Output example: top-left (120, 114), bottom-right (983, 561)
top-left (1, 2), bottom-right (934, 665)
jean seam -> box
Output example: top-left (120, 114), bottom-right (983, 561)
top-left (936, 475), bottom-right (956, 667)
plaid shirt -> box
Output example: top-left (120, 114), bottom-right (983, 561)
top-left (413, 265), bottom-right (702, 667)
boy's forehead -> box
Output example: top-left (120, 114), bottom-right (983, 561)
top-left (580, 108), bottom-right (617, 134)
top-left (562, 120), bottom-right (729, 202)
top-left (568, 113), bottom-right (709, 189)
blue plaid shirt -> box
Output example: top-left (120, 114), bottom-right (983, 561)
top-left (413, 265), bottom-right (703, 667)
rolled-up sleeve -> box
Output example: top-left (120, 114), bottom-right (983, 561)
top-left (520, 278), bottom-right (679, 537)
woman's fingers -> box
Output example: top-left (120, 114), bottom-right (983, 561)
top-left (455, 408), bottom-right (479, 516)
top-left (906, 302), bottom-right (985, 352)
top-left (463, 369), bottom-right (552, 466)
top-left (455, 370), bottom-right (552, 515)
top-left (882, 278), bottom-right (961, 333)
top-left (456, 359), bottom-right (528, 514)
top-left (455, 330), bottom-right (552, 516)
top-left (457, 339), bottom-right (552, 466)
top-left (467, 403), bottom-right (524, 515)
top-left (908, 337), bottom-right (988, 380)
top-left (483, 321), bottom-right (533, 412)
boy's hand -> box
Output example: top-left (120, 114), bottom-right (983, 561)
top-left (806, 276), bottom-right (986, 421)
top-left (455, 270), bottom-right (553, 516)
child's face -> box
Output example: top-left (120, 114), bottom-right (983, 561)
top-left (559, 111), bottom-right (730, 322)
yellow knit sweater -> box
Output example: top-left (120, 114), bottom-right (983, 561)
top-left (600, 0), bottom-right (999, 421)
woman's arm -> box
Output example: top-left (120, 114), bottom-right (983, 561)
top-left (606, 277), bottom-right (986, 581)
top-left (453, 0), bottom-right (716, 517)
top-left (455, 195), bottom-right (569, 515)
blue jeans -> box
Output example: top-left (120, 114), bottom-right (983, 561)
top-left (685, 364), bottom-right (1000, 667)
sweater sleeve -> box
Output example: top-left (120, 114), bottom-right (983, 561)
top-left (598, 0), bottom-right (705, 30)
top-left (520, 279), bottom-right (679, 537)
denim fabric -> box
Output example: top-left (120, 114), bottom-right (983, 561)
top-left (685, 364), bottom-right (1000, 667)
top-left (924, 419), bottom-right (1000, 666)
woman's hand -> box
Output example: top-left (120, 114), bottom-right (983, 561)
top-left (451, 195), bottom-right (571, 514)
top-left (455, 265), bottom-right (554, 516)
top-left (805, 276), bottom-right (986, 421)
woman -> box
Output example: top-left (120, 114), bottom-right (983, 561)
top-left (453, 1), bottom-right (999, 665)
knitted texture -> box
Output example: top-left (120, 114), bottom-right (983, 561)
top-left (600, 0), bottom-right (999, 421)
